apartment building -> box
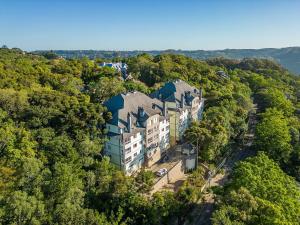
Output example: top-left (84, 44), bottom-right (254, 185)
top-left (104, 91), bottom-right (170, 174)
top-left (150, 80), bottom-right (204, 146)
top-left (99, 62), bottom-right (128, 79)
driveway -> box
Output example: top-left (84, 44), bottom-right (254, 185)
top-left (149, 143), bottom-right (195, 191)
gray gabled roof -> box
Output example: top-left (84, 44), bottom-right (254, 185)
top-left (150, 80), bottom-right (200, 107)
top-left (104, 91), bottom-right (165, 130)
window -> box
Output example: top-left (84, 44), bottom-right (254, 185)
top-left (154, 126), bottom-right (159, 131)
top-left (154, 134), bottom-right (159, 139)
top-left (133, 143), bottom-right (137, 148)
top-left (125, 147), bottom-right (131, 154)
top-left (124, 137), bottom-right (131, 144)
top-left (139, 140), bottom-right (143, 144)
top-left (147, 129), bottom-right (153, 135)
top-left (134, 152), bottom-right (137, 157)
top-left (162, 128), bottom-right (165, 132)
top-left (125, 156), bottom-right (132, 163)
top-left (148, 137), bottom-right (153, 144)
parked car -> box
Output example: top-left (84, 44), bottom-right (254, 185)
top-left (156, 168), bottom-right (168, 177)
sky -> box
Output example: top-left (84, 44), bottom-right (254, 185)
top-left (1, 0), bottom-right (300, 51)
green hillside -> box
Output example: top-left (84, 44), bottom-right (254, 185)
top-left (1, 47), bottom-right (300, 225)
top-left (35, 47), bottom-right (300, 75)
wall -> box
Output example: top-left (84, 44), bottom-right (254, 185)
top-left (191, 96), bottom-right (201, 121)
top-left (159, 118), bottom-right (170, 152)
top-left (167, 160), bottom-right (185, 183)
top-left (178, 109), bottom-right (189, 140)
top-left (145, 114), bottom-right (160, 148)
top-left (145, 114), bottom-right (161, 166)
top-left (197, 99), bottom-right (205, 120)
top-left (168, 110), bottom-right (177, 146)
top-left (150, 173), bottom-right (169, 194)
top-left (106, 123), bottom-right (120, 134)
top-left (124, 131), bottom-right (144, 173)
top-left (105, 135), bottom-right (122, 169)
top-left (146, 148), bottom-right (161, 167)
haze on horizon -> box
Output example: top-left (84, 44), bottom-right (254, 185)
top-left (1, 0), bottom-right (300, 51)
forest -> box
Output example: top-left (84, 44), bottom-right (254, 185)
top-left (35, 47), bottom-right (300, 75)
top-left (0, 47), bottom-right (300, 225)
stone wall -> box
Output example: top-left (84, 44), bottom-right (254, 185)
top-left (150, 173), bottom-right (169, 194)
top-left (168, 160), bottom-right (184, 183)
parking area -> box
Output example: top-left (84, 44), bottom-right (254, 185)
top-left (148, 143), bottom-right (196, 192)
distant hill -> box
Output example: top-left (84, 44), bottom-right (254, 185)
top-left (33, 47), bottom-right (300, 75)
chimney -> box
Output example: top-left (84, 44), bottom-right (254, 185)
top-left (185, 91), bottom-right (191, 105)
top-left (152, 103), bottom-right (156, 109)
top-left (138, 106), bottom-right (145, 118)
top-left (180, 93), bottom-right (185, 108)
top-left (163, 101), bottom-right (167, 116)
top-left (127, 112), bottom-right (132, 133)
top-left (199, 88), bottom-right (203, 100)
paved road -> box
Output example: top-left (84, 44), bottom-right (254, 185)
top-left (185, 105), bottom-right (258, 225)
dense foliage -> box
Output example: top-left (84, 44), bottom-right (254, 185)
top-left (1, 48), bottom-right (300, 224)
top-left (212, 153), bottom-right (300, 224)
top-left (0, 48), bottom-right (183, 225)
top-left (210, 57), bottom-right (300, 224)
top-left (34, 47), bottom-right (300, 75)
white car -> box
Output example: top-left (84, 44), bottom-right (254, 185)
top-left (156, 168), bottom-right (168, 177)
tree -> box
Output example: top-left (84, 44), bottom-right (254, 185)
top-left (212, 187), bottom-right (287, 225)
top-left (185, 107), bottom-right (231, 162)
top-left (255, 108), bottom-right (292, 163)
top-left (42, 51), bottom-right (59, 60)
top-left (1, 191), bottom-right (46, 225)
top-left (184, 121), bottom-right (212, 161)
top-left (212, 153), bottom-right (300, 224)
top-left (135, 169), bottom-right (155, 193)
top-left (87, 77), bottom-right (125, 103)
top-left (256, 87), bottom-right (294, 116)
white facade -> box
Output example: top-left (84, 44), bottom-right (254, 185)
top-left (197, 99), bottom-right (205, 120)
top-left (105, 124), bottom-right (145, 174)
top-left (159, 118), bottom-right (170, 153)
top-left (123, 132), bottom-right (144, 173)
top-left (104, 85), bottom-right (204, 175)
top-left (178, 109), bottom-right (190, 139)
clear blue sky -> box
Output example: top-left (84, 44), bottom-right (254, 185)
top-left (1, 0), bottom-right (300, 51)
